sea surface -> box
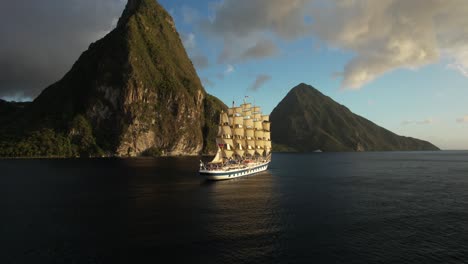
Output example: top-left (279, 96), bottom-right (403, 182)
top-left (1, 151), bottom-right (468, 263)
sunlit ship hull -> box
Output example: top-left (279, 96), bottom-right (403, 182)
top-left (200, 160), bottom-right (270, 181)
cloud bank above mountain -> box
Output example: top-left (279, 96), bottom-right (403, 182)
top-left (203, 0), bottom-right (468, 89)
top-left (0, 0), bottom-right (125, 99)
top-left (2, 0), bottom-right (468, 99)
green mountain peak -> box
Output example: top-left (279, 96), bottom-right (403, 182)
top-left (117, 0), bottom-right (170, 27)
top-left (271, 83), bottom-right (439, 152)
top-left (0, 0), bottom-right (226, 157)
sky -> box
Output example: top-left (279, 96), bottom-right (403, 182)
top-left (0, 0), bottom-right (467, 150)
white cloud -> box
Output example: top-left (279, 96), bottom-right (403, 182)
top-left (215, 36), bottom-right (280, 64)
top-left (224, 64), bottom-right (235, 74)
top-left (0, 0), bottom-right (126, 99)
top-left (418, 119), bottom-right (434, 125)
top-left (183, 32), bottom-right (196, 50)
top-left (241, 39), bottom-right (278, 61)
top-left (202, 0), bottom-right (468, 89)
top-left (202, 0), bottom-right (310, 40)
top-left (402, 118), bottom-right (434, 126)
top-left (447, 48), bottom-right (468, 77)
top-left (309, 0), bottom-right (468, 89)
top-left (249, 74), bottom-right (272, 91)
top-left (202, 0), bottom-right (309, 64)
top-left (214, 65), bottom-right (235, 80)
top-left (448, 64), bottom-right (468, 77)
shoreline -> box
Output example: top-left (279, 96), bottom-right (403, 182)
top-left (1, 150), bottom-right (465, 160)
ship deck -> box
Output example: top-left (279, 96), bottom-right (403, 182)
top-left (200, 160), bottom-right (270, 180)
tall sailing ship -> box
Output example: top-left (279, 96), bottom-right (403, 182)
top-left (199, 100), bottom-right (272, 180)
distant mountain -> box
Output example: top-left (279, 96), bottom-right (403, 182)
top-left (0, 0), bottom-right (226, 157)
top-left (271, 83), bottom-right (439, 152)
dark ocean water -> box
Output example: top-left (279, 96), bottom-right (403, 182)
top-left (1, 151), bottom-right (468, 263)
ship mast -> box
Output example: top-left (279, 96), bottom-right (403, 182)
top-left (211, 98), bottom-right (271, 163)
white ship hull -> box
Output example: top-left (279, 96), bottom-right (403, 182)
top-left (200, 160), bottom-right (270, 181)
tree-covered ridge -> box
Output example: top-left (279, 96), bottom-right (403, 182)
top-left (0, 115), bottom-right (102, 158)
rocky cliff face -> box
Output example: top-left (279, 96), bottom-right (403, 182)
top-left (271, 83), bottom-right (439, 152)
top-left (0, 0), bottom-right (226, 157)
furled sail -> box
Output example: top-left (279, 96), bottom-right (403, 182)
top-left (255, 148), bottom-right (264, 156)
top-left (234, 138), bottom-right (246, 148)
top-left (208, 99), bottom-right (271, 164)
top-left (224, 149), bottom-right (234, 158)
top-left (221, 125), bottom-right (232, 136)
top-left (244, 118), bottom-right (254, 128)
top-left (235, 149), bottom-right (245, 157)
top-left (216, 137), bottom-right (233, 148)
top-left (246, 149), bottom-right (256, 156)
top-left (254, 130), bottom-right (264, 139)
top-left (221, 112), bottom-right (229, 124)
top-left (247, 139), bottom-right (255, 148)
top-left (233, 127), bottom-right (245, 137)
top-left (256, 140), bottom-right (265, 148)
top-left (210, 149), bottom-right (223, 163)
top-left (233, 116), bottom-right (244, 126)
top-left (254, 121), bottom-right (263, 130)
top-left (245, 128), bottom-right (254, 138)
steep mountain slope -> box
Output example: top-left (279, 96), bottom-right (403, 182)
top-left (271, 83), bottom-right (439, 152)
top-left (0, 0), bottom-right (226, 157)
